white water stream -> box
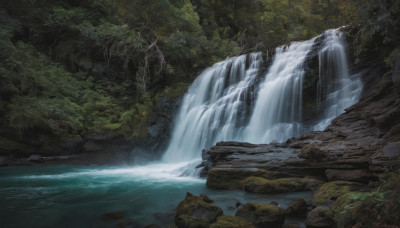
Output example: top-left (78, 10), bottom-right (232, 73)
top-left (161, 29), bottom-right (362, 167)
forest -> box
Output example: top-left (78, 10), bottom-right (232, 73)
top-left (0, 0), bottom-right (360, 151)
top-left (0, 0), bottom-right (400, 227)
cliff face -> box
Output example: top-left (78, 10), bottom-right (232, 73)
top-left (200, 25), bottom-right (400, 183)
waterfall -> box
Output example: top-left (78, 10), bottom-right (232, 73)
top-left (162, 53), bottom-right (263, 162)
top-left (313, 29), bottom-right (363, 130)
top-left (162, 29), bottom-right (363, 163)
top-left (243, 39), bottom-right (316, 143)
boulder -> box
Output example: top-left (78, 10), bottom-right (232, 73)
top-left (285, 199), bottom-right (308, 217)
top-left (242, 177), bottom-right (308, 194)
top-left (235, 203), bottom-right (285, 228)
top-left (175, 214), bottom-right (209, 228)
top-left (325, 169), bottom-right (375, 183)
top-left (175, 193), bottom-right (223, 227)
top-left (370, 142), bottom-right (400, 172)
top-left (299, 145), bottom-right (326, 160)
top-left (209, 215), bottom-right (255, 228)
top-left (305, 206), bottom-right (334, 228)
top-left (27, 154), bottom-right (43, 162)
top-left (329, 192), bottom-right (358, 221)
top-left (206, 168), bottom-right (273, 190)
top-left (311, 181), bottom-right (364, 205)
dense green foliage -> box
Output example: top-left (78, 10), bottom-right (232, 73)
top-left (0, 0), bottom-right (348, 154)
top-left (1, 0), bottom-right (398, 156)
top-left (334, 173), bottom-right (400, 228)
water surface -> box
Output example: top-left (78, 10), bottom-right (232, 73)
top-left (0, 165), bottom-right (311, 227)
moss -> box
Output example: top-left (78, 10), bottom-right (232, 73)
top-left (243, 177), bottom-right (308, 194)
top-left (209, 215), bottom-right (254, 228)
top-left (206, 168), bottom-right (273, 190)
top-left (331, 172), bottom-right (400, 227)
top-left (175, 193), bottom-right (223, 224)
top-left (235, 203), bottom-right (285, 228)
top-left (330, 192), bottom-right (358, 218)
top-left (248, 203), bottom-right (283, 217)
top-left (299, 145), bottom-right (326, 160)
top-left (311, 181), bottom-right (363, 205)
top-left (175, 214), bottom-right (209, 228)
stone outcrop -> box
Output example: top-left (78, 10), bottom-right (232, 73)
top-left (310, 181), bottom-right (365, 205)
top-left (242, 177), bottom-right (311, 194)
top-left (305, 206), bottom-right (334, 228)
top-left (209, 215), bottom-right (255, 228)
top-left (200, 70), bottom-right (400, 188)
top-left (175, 193), bottom-right (223, 228)
top-left (285, 199), bottom-right (308, 217)
top-left (235, 203), bottom-right (285, 228)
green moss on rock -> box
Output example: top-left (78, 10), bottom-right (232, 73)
top-left (235, 203), bottom-right (285, 228)
top-left (175, 192), bottom-right (223, 227)
top-left (175, 214), bottom-right (209, 228)
top-left (209, 215), bottom-right (254, 228)
top-left (299, 145), bottom-right (326, 160)
top-left (330, 192), bottom-right (357, 219)
top-left (243, 177), bottom-right (308, 194)
top-left (206, 168), bottom-right (273, 190)
top-left (311, 181), bottom-right (364, 205)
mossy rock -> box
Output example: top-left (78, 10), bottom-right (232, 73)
top-left (209, 215), bottom-right (255, 228)
top-left (299, 145), bottom-right (326, 160)
top-left (175, 192), bottom-right (223, 226)
top-left (305, 206), bottom-right (334, 228)
top-left (329, 192), bottom-right (358, 220)
top-left (285, 199), bottom-right (308, 217)
top-left (206, 168), bottom-right (273, 190)
top-left (175, 214), bottom-right (209, 228)
top-left (242, 177), bottom-right (308, 194)
top-left (235, 203), bottom-right (285, 228)
top-left (311, 181), bottom-right (364, 205)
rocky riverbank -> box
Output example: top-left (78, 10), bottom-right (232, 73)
top-left (180, 63), bottom-right (400, 227)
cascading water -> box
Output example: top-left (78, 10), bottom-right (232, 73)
top-left (162, 53), bottom-right (264, 162)
top-left (162, 28), bottom-right (363, 165)
top-left (313, 29), bottom-right (363, 130)
top-left (243, 39), bottom-right (316, 143)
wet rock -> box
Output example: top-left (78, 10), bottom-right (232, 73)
top-left (0, 156), bottom-right (10, 166)
top-left (370, 142), bottom-right (400, 172)
top-left (175, 214), bottom-right (209, 228)
top-left (175, 192), bottom-right (223, 227)
top-left (299, 145), bottom-right (326, 160)
top-left (209, 215), bottom-right (255, 228)
top-left (305, 206), bottom-right (334, 228)
top-left (235, 203), bottom-right (285, 228)
top-left (206, 168), bottom-right (274, 190)
top-left (270, 201), bottom-right (279, 206)
top-left (200, 194), bottom-right (213, 203)
top-left (243, 177), bottom-right (308, 194)
top-left (285, 199), bottom-right (308, 217)
top-left (27, 154), bottom-right (43, 162)
top-left (311, 181), bottom-right (365, 205)
top-left (329, 192), bottom-right (358, 221)
top-left (325, 169), bottom-right (375, 183)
